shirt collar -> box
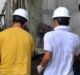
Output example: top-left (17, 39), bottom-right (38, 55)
top-left (54, 26), bottom-right (71, 31)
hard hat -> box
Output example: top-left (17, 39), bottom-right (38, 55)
top-left (13, 8), bottom-right (28, 20)
top-left (52, 7), bottom-right (71, 19)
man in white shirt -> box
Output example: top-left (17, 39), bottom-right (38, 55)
top-left (37, 7), bottom-right (80, 75)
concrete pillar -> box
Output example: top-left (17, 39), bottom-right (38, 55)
top-left (25, 0), bottom-right (43, 47)
top-left (27, 0), bottom-right (42, 35)
top-left (5, 0), bottom-right (13, 27)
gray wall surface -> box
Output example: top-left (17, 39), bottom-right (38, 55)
top-left (41, 0), bottom-right (79, 25)
top-left (42, 0), bottom-right (80, 36)
top-left (42, 0), bottom-right (56, 25)
top-left (70, 12), bottom-right (80, 36)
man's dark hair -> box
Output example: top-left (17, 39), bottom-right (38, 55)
top-left (12, 15), bottom-right (27, 25)
top-left (53, 17), bottom-right (70, 26)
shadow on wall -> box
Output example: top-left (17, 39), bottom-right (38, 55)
top-left (37, 23), bottom-right (53, 38)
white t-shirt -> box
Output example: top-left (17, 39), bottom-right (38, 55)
top-left (43, 26), bottom-right (80, 75)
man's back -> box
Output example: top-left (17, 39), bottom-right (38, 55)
top-left (0, 27), bottom-right (34, 75)
top-left (44, 26), bottom-right (80, 75)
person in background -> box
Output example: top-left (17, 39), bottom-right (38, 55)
top-left (0, 8), bottom-right (34, 75)
top-left (37, 7), bottom-right (80, 75)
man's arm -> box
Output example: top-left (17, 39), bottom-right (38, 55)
top-left (37, 32), bottom-right (52, 73)
top-left (37, 51), bottom-right (52, 73)
top-left (40, 51), bottom-right (52, 67)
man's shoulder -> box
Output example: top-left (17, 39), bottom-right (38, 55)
top-left (0, 27), bottom-right (11, 34)
top-left (45, 31), bottom-right (54, 36)
top-left (22, 30), bottom-right (32, 37)
top-left (44, 31), bottom-right (55, 40)
top-left (70, 32), bottom-right (80, 40)
top-left (23, 30), bottom-right (34, 40)
top-left (44, 31), bottom-right (56, 37)
top-left (71, 32), bottom-right (79, 37)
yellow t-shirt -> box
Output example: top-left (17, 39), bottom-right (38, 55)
top-left (0, 27), bottom-right (34, 75)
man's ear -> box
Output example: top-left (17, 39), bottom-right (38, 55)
top-left (55, 19), bottom-right (59, 26)
top-left (52, 19), bottom-right (57, 27)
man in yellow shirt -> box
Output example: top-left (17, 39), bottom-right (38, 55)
top-left (0, 8), bottom-right (34, 75)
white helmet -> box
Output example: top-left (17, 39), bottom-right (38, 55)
top-left (52, 7), bottom-right (71, 19)
top-left (13, 8), bottom-right (28, 20)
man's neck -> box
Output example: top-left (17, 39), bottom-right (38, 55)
top-left (12, 23), bottom-right (22, 28)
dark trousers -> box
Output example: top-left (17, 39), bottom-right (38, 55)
top-left (73, 60), bottom-right (80, 75)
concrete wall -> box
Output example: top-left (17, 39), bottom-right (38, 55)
top-left (41, 0), bottom-right (80, 36)
top-left (41, 0), bottom-right (78, 25)
top-left (42, 0), bottom-right (56, 25)
top-left (27, 0), bottom-right (43, 40)
top-left (27, 0), bottom-right (80, 47)
top-left (70, 12), bottom-right (80, 36)
top-left (57, 0), bottom-right (78, 13)
top-left (0, 0), bottom-right (6, 14)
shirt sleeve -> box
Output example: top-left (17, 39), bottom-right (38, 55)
top-left (32, 39), bottom-right (35, 53)
top-left (75, 38), bottom-right (80, 56)
top-left (0, 34), bottom-right (1, 49)
top-left (30, 35), bottom-right (35, 53)
top-left (43, 33), bottom-right (52, 52)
